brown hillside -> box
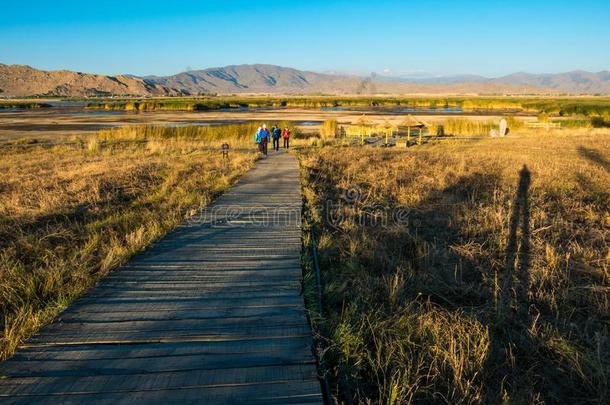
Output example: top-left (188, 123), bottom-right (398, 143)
top-left (0, 64), bottom-right (180, 97)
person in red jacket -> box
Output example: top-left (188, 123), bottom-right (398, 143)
top-left (282, 127), bottom-right (291, 149)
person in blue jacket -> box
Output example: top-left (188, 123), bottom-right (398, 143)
top-left (254, 126), bottom-right (266, 155)
top-left (261, 124), bottom-right (270, 155)
top-left (271, 125), bottom-right (281, 151)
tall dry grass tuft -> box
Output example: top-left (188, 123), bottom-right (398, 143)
top-left (300, 132), bottom-right (609, 403)
top-left (86, 137), bottom-right (100, 152)
top-left (320, 119), bottom-right (339, 139)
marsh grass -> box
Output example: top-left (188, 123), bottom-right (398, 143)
top-left (94, 122), bottom-right (305, 149)
top-left (425, 117), bottom-right (525, 137)
top-left (0, 126), bottom-right (256, 359)
top-left (300, 132), bottom-right (609, 403)
top-left (97, 122), bottom-right (259, 146)
top-left (86, 96), bottom-right (610, 117)
top-left (0, 102), bottom-right (52, 109)
top-left (554, 117), bottom-right (610, 129)
top-left (321, 119), bottom-right (339, 139)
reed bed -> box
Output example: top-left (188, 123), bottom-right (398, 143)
top-left (86, 96), bottom-right (610, 117)
top-left (429, 117), bottom-right (525, 136)
top-left (97, 122), bottom-right (260, 147)
top-left (0, 101), bottom-right (52, 109)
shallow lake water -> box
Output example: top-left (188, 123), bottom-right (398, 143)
top-left (321, 106), bottom-right (463, 114)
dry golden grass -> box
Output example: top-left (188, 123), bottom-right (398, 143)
top-left (321, 119), bottom-right (339, 139)
top-left (300, 132), bottom-right (609, 404)
top-left (0, 130), bottom-right (256, 358)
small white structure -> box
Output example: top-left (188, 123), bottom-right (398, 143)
top-left (499, 118), bottom-right (508, 137)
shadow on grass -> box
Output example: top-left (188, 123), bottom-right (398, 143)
top-left (578, 146), bottom-right (610, 173)
top-left (407, 167), bottom-right (538, 402)
top-left (308, 151), bottom-right (608, 403)
top-left (482, 166), bottom-right (536, 403)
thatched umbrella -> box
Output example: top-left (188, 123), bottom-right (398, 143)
top-left (381, 119), bottom-right (396, 129)
top-left (400, 115), bottom-right (426, 128)
top-left (354, 115), bottom-right (372, 145)
top-left (379, 120), bottom-right (397, 144)
top-left (355, 114), bottom-right (372, 127)
top-left (400, 115), bottom-right (426, 142)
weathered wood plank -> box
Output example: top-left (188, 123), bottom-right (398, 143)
top-left (57, 306), bottom-right (307, 322)
top-left (1, 349), bottom-right (316, 378)
top-left (60, 303), bottom-right (304, 316)
top-left (0, 364), bottom-right (318, 395)
top-left (7, 337), bottom-right (314, 362)
top-left (27, 324), bottom-right (313, 345)
top-left (69, 294), bottom-right (304, 307)
top-left (0, 380), bottom-right (323, 404)
top-left (36, 315), bottom-right (310, 335)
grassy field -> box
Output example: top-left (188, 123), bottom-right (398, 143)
top-left (300, 132), bottom-right (609, 403)
top-left (2, 113), bottom-right (608, 403)
top-left (0, 125), bottom-right (258, 359)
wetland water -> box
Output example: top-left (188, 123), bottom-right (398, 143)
top-left (0, 103), bottom-right (326, 139)
top-left (321, 106), bottom-right (464, 114)
top-left (0, 103), bottom-right (515, 141)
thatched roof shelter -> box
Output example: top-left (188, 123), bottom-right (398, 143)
top-left (355, 114), bottom-right (372, 127)
top-left (379, 119), bottom-right (397, 130)
top-left (399, 115), bottom-right (426, 128)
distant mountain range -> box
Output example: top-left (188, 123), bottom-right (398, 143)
top-left (386, 70), bottom-right (610, 94)
top-left (1, 63), bottom-right (610, 97)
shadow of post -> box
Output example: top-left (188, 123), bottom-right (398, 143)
top-left (499, 165), bottom-right (531, 322)
top-left (484, 165), bottom-right (533, 403)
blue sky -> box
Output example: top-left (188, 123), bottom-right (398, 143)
top-left (1, 0), bottom-right (609, 77)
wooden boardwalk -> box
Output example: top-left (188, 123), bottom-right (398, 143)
top-left (0, 152), bottom-right (323, 404)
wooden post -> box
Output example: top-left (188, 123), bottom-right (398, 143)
top-left (418, 129), bottom-right (423, 145)
top-left (407, 126), bottom-right (411, 144)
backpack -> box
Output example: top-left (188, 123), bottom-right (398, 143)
top-left (255, 131), bottom-right (262, 143)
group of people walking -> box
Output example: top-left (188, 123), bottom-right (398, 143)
top-left (255, 124), bottom-right (290, 155)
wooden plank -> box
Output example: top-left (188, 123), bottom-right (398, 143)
top-left (57, 306), bottom-right (307, 323)
top-left (0, 364), bottom-right (319, 396)
top-left (85, 285), bottom-right (302, 298)
top-left (0, 380), bottom-right (323, 404)
top-left (96, 280), bottom-right (301, 288)
top-left (7, 337), bottom-right (314, 362)
top-left (60, 303), bottom-right (304, 316)
top-left (36, 315), bottom-right (310, 335)
top-left (0, 349), bottom-right (316, 378)
top-left (28, 324), bottom-right (313, 345)
top-left (69, 293), bottom-right (304, 307)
